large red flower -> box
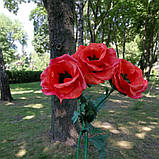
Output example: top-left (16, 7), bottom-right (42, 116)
top-left (72, 43), bottom-right (119, 84)
top-left (111, 59), bottom-right (148, 99)
top-left (41, 54), bottom-right (87, 103)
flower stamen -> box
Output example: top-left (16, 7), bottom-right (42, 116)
top-left (59, 71), bottom-right (72, 83)
top-left (87, 55), bottom-right (99, 61)
top-left (121, 73), bottom-right (131, 83)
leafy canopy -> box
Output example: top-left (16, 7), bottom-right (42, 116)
top-left (0, 13), bottom-right (27, 64)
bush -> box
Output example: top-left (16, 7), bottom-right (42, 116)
top-left (6, 70), bottom-right (42, 84)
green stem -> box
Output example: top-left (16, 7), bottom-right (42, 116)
top-left (84, 132), bottom-right (88, 159)
top-left (96, 88), bottom-right (114, 110)
top-left (77, 131), bottom-right (82, 159)
top-left (77, 101), bottom-right (86, 159)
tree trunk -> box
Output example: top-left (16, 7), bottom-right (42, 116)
top-left (106, 24), bottom-right (112, 46)
top-left (43, 0), bottom-right (79, 145)
top-left (0, 48), bottom-right (13, 102)
top-left (114, 40), bottom-right (119, 58)
top-left (76, 0), bottom-right (84, 47)
top-left (122, 30), bottom-right (126, 59)
top-left (87, 0), bottom-right (94, 43)
top-left (138, 2), bottom-right (158, 80)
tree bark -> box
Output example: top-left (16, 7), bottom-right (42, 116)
top-left (43, 0), bottom-right (79, 145)
top-left (122, 29), bottom-right (126, 59)
top-left (75, 0), bottom-right (84, 47)
top-left (87, 0), bottom-right (94, 43)
top-left (138, 2), bottom-right (158, 80)
top-left (0, 48), bottom-right (13, 102)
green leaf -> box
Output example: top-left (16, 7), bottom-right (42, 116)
top-left (89, 134), bottom-right (109, 159)
top-left (80, 103), bottom-right (86, 112)
top-left (85, 101), bottom-right (97, 122)
top-left (72, 111), bottom-right (79, 124)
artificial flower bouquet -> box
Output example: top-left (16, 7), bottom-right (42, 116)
top-left (41, 43), bottom-right (148, 159)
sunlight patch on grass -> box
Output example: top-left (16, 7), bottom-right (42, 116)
top-left (118, 127), bottom-right (130, 135)
top-left (20, 97), bottom-right (27, 99)
top-left (16, 149), bottom-right (27, 157)
top-left (108, 110), bottom-right (115, 113)
top-left (24, 104), bottom-right (43, 109)
top-left (147, 116), bottom-right (158, 121)
top-left (4, 102), bottom-right (14, 106)
top-left (135, 132), bottom-right (146, 139)
top-left (43, 147), bottom-right (49, 153)
top-left (110, 129), bottom-right (120, 134)
top-left (2, 139), bottom-right (7, 143)
top-left (116, 141), bottom-right (133, 149)
top-left (141, 126), bottom-right (152, 132)
top-left (15, 142), bottom-right (27, 158)
top-left (93, 121), bottom-right (121, 134)
top-left (12, 90), bottom-right (34, 94)
top-left (128, 122), bottom-right (136, 126)
top-left (93, 121), bottom-right (113, 129)
top-left (138, 121), bottom-right (147, 124)
top-left (150, 122), bottom-right (158, 125)
top-left (109, 99), bottom-right (123, 103)
top-left (23, 115), bottom-right (35, 120)
top-left (145, 93), bottom-right (156, 98)
top-left (34, 90), bottom-right (42, 94)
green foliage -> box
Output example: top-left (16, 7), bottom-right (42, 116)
top-left (0, 13), bottom-right (27, 64)
top-left (8, 51), bottom-right (49, 71)
top-left (2, 0), bottom-right (41, 14)
top-left (124, 36), bottom-right (142, 65)
top-left (83, 0), bottom-right (159, 76)
top-left (6, 70), bottom-right (42, 83)
top-left (85, 101), bottom-right (97, 123)
top-left (72, 111), bottom-right (79, 124)
top-left (74, 87), bottom-right (114, 159)
top-left (8, 53), bottom-right (30, 71)
top-left (30, 51), bottom-right (50, 71)
top-left (29, 5), bottom-right (49, 55)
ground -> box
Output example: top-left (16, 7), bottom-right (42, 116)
top-left (0, 80), bottom-right (159, 159)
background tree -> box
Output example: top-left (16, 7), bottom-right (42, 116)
top-left (82, 0), bottom-right (158, 79)
top-left (75, 0), bottom-right (84, 47)
top-left (29, 5), bottom-right (49, 56)
top-left (0, 48), bottom-right (13, 101)
top-left (42, 0), bottom-right (78, 144)
top-left (0, 13), bottom-right (27, 65)
top-left (3, 0), bottom-right (78, 144)
top-left (133, 0), bottom-right (159, 80)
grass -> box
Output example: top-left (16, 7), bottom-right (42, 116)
top-left (0, 81), bottom-right (159, 159)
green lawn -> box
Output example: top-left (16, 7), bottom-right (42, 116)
top-left (0, 81), bottom-right (159, 159)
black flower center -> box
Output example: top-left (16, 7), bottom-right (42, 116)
top-left (121, 73), bottom-right (131, 83)
top-left (87, 54), bottom-right (99, 61)
top-left (59, 71), bottom-right (72, 83)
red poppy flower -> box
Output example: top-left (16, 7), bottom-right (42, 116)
top-left (111, 59), bottom-right (148, 99)
top-left (41, 54), bottom-right (87, 103)
top-left (72, 43), bottom-right (119, 84)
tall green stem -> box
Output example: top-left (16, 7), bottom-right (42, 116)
top-left (77, 131), bottom-right (82, 159)
top-left (84, 132), bottom-right (88, 159)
